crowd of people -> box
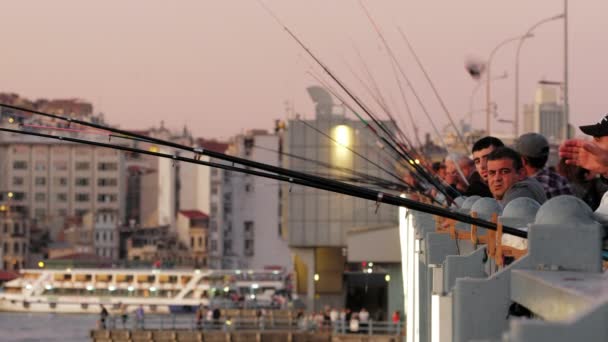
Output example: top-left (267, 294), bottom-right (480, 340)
top-left (294, 306), bottom-right (401, 333)
top-left (428, 115), bottom-right (608, 214)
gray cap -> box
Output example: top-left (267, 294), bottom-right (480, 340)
top-left (499, 197), bottom-right (541, 228)
top-left (515, 133), bottom-right (549, 158)
top-left (470, 197), bottom-right (503, 221)
top-left (535, 195), bottom-right (595, 225)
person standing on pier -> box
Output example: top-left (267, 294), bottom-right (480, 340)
top-left (99, 305), bottom-right (109, 330)
top-left (119, 303), bottom-right (128, 328)
top-left (135, 305), bottom-right (145, 329)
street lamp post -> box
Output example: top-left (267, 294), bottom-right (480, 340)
top-left (486, 34), bottom-right (533, 135)
top-left (469, 72), bottom-right (508, 129)
top-left (514, 13), bottom-right (565, 137)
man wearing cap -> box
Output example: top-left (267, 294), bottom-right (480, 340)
top-left (515, 133), bottom-right (572, 199)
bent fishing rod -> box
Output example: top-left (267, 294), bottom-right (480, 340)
top-left (305, 71), bottom-right (455, 201)
top-left (0, 123), bottom-right (525, 239)
top-left (256, 1), bottom-right (454, 203)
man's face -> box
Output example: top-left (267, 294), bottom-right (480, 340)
top-left (472, 146), bottom-right (496, 182)
top-left (487, 158), bottom-right (525, 200)
top-left (593, 136), bottom-right (608, 150)
top-left (444, 160), bottom-right (459, 185)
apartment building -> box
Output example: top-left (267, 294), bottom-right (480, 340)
top-left (0, 135), bottom-right (125, 223)
top-left (208, 130), bottom-right (290, 270)
top-left (93, 210), bottom-right (120, 261)
top-left (176, 210), bottom-right (209, 267)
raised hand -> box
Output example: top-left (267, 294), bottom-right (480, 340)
top-left (559, 139), bottom-right (608, 174)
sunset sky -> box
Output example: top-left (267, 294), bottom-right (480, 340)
top-left (0, 0), bottom-right (605, 140)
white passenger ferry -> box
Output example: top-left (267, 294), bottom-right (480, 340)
top-left (0, 268), bottom-right (288, 314)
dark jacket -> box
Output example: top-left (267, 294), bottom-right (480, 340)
top-left (464, 171), bottom-right (492, 197)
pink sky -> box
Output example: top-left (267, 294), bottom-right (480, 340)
top-left (0, 0), bottom-right (605, 140)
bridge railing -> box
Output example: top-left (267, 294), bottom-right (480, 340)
top-left (104, 315), bottom-right (401, 336)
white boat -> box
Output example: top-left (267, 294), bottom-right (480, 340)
top-left (0, 268), bottom-right (288, 314)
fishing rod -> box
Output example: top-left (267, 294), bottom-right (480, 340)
top-left (304, 55), bottom-right (421, 179)
top-left (8, 123), bottom-right (608, 263)
top-left (253, 144), bottom-right (410, 191)
top-left (294, 116), bottom-right (426, 190)
top-left (342, 55), bottom-right (419, 156)
top-left (257, 1), bottom-right (454, 203)
top-left (357, 2), bottom-right (469, 188)
top-left (358, 0), bottom-right (467, 150)
top-left (304, 70), bottom-right (421, 178)
top-left (0, 125), bottom-right (525, 238)
top-left (303, 70), bottom-right (452, 201)
top-left (397, 26), bottom-right (468, 150)
top-left (1, 101), bottom-right (451, 216)
top-left (254, 142), bottom-right (443, 205)
top-left (352, 42), bottom-right (423, 151)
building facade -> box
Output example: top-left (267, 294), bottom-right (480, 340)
top-left (208, 131), bottom-right (291, 271)
top-left (285, 86), bottom-right (399, 310)
top-left (523, 81), bottom-right (567, 142)
top-left (0, 137), bottom-right (125, 223)
top-left (176, 210), bottom-right (209, 267)
top-left (0, 213), bottom-right (29, 271)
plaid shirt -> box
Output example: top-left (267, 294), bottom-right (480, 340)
top-left (533, 167), bottom-right (573, 199)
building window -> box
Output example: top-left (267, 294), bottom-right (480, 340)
top-left (223, 203), bottom-right (232, 215)
top-left (13, 161), bottom-right (27, 170)
top-left (3, 242), bottom-right (8, 254)
top-left (75, 209), bottom-right (88, 217)
top-left (12, 192), bottom-right (25, 201)
top-left (97, 178), bottom-right (117, 187)
top-left (35, 193), bottom-right (46, 202)
top-left (75, 162), bottom-right (90, 170)
top-left (211, 185), bottom-right (218, 195)
top-left (211, 240), bottom-right (217, 252)
top-left (34, 161), bottom-right (46, 171)
top-left (75, 193), bottom-right (90, 202)
top-left (244, 240), bottom-right (254, 256)
top-left (244, 221), bottom-right (254, 234)
top-left (53, 160), bottom-right (68, 171)
top-left (34, 208), bottom-right (46, 218)
top-left (13, 242), bottom-right (19, 254)
top-left (35, 177), bottom-right (46, 186)
top-left (12, 176), bottom-right (24, 186)
top-left (13, 222), bottom-right (20, 235)
top-left (245, 183), bottom-right (253, 192)
top-left (75, 178), bottom-right (89, 186)
top-left (98, 162), bottom-right (117, 171)
top-left (57, 209), bottom-right (67, 217)
top-left (103, 232), bottom-right (107, 241)
top-left (210, 204), bottom-right (218, 216)
top-left (56, 193), bottom-right (68, 202)
top-left (97, 194), bottom-right (117, 203)
top-left (190, 237), bottom-right (194, 248)
top-left (210, 220), bottom-right (217, 232)
top-left (3, 223), bottom-right (8, 233)
top-left (198, 237), bottom-right (202, 247)
top-left (54, 177), bottom-right (68, 186)
top-left (224, 240), bottom-right (232, 253)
